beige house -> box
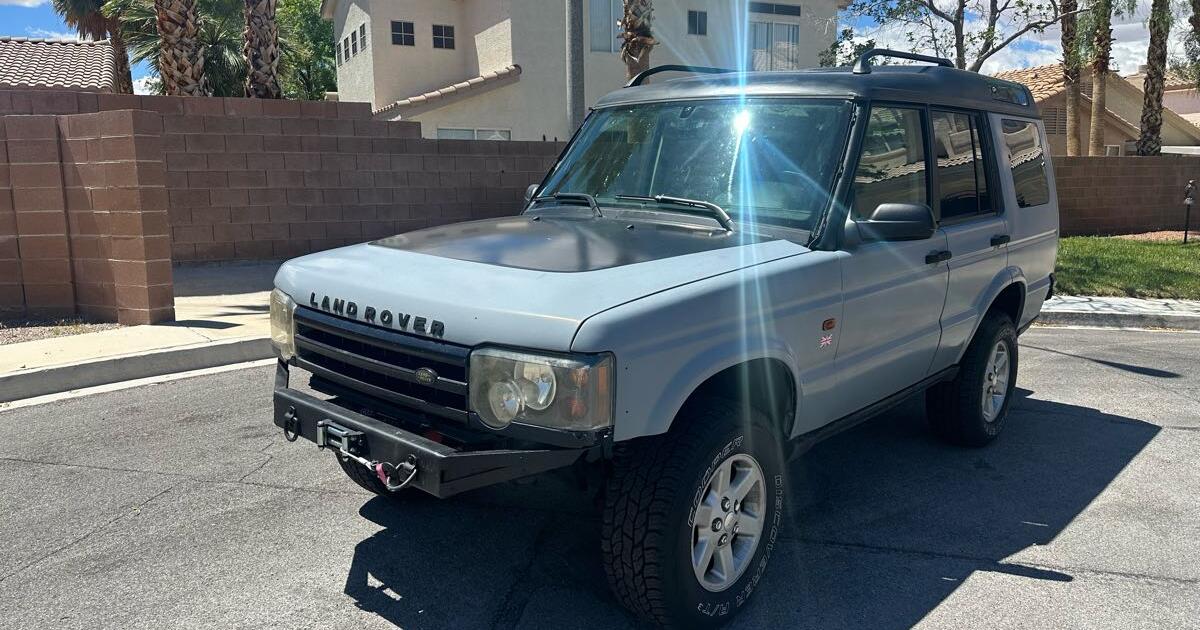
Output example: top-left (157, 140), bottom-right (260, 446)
top-left (320, 0), bottom-right (845, 140)
top-left (1125, 67), bottom-right (1200, 130)
top-left (994, 64), bottom-right (1200, 155)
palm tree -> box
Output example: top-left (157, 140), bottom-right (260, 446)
top-left (619, 0), bottom-right (655, 80)
top-left (1136, 0), bottom-right (1172, 155)
top-left (52, 0), bottom-right (134, 93)
top-left (1061, 0), bottom-right (1082, 156)
top-left (243, 0), bottom-right (281, 98)
top-left (1088, 0), bottom-right (1114, 156)
top-left (107, 0), bottom-right (244, 96)
top-left (153, 0), bottom-right (209, 95)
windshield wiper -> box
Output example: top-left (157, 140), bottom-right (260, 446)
top-left (614, 194), bottom-right (735, 232)
top-left (532, 192), bottom-right (602, 218)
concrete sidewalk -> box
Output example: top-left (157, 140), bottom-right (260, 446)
top-left (1041, 295), bottom-right (1200, 330)
top-left (0, 263), bottom-right (278, 402)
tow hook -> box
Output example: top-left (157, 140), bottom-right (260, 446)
top-left (374, 455), bottom-right (419, 492)
top-left (282, 406), bottom-right (300, 442)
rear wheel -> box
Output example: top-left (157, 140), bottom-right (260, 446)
top-left (927, 311), bottom-right (1018, 446)
top-left (601, 399), bottom-right (787, 628)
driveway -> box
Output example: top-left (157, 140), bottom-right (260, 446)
top-left (1, 327), bottom-right (1197, 629)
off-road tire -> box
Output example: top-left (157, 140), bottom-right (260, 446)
top-left (601, 399), bottom-right (787, 628)
top-left (927, 311), bottom-right (1018, 446)
top-left (335, 453), bottom-right (414, 498)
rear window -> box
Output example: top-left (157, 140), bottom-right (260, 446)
top-left (1001, 119), bottom-right (1050, 208)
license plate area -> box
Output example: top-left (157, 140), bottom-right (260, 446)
top-left (315, 420), bottom-right (364, 455)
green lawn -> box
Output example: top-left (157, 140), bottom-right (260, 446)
top-left (1055, 236), bottom-right (1200, 299)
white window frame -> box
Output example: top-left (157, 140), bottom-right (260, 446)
top-left (437, 127), bottom-right (513, 141)
top-left (749, 21), bottom-right (800, 71)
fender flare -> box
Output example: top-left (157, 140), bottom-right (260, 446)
top-left (639, 338), bottom-right (802, 439)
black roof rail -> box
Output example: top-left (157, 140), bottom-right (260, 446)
top-left (626, 64), bottom-right (734, 87)
top-left (852, 48), bottom-right (954, 75)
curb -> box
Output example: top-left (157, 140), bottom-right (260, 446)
top-left (1038, 310), bottom-right (1200, 331)
top-left (0, 336), bottom-right (274, 403)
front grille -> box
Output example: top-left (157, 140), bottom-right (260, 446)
top-left (293, 307), bottom-right (470, 423)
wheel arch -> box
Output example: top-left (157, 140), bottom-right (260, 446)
top-left (670, 357), bottom-right (799, 441)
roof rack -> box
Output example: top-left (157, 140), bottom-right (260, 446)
top-left (852, 48), bottom-right (953, 75)
top-left (626, 64), bottom-right (734, 88)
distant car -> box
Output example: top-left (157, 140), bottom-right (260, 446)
top-left (268, 49), bottom-right (1058, 627)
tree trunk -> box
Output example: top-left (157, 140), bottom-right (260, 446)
top-left (620, 0), bottom-right (655, 81)
top-left (1061, 0), bottom-right (1081, 156)
top-left (154, 0), bottom-right (209, 96)
top-left (243, 0), bottom-right (281, 98)
top-left (953, 1), bottom-right (966, 69)
top-left (107, 20), bottom-right (135, 94)
top-left (1136, 0), bottom-right (1171, 155)
top-left (565, 0), bottom-right (585, 131)
top-left (1089, 0), bottom-right (1113, 156)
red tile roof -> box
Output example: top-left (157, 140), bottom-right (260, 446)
top-left (0, 36), bottom-right (116, 92)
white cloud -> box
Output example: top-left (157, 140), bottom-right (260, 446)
top-left (851, 0), bottom-right (1188, 76)
top-left (131, 75), bottom-right (158, 95)
top-left (0, 0), bottom-right (50, 6)
top-left (24, 27), bottom-right (79, 41)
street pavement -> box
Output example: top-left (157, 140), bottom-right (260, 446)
top-left (1, 326), bottom-right (1197, 629)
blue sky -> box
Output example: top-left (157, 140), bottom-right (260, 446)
top-left (0, 0), bottom-right (152, 87)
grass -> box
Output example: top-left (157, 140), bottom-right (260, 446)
top-left (1055, 236), bottom-right (1200, 299)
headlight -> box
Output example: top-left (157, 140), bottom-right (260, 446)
top-left (269, 289), bottom-right (297, 360)
top-left (469, 348), bottom-right (613, 431)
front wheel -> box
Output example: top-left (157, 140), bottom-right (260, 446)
top-left (927, 312), bottom-right (1018, 446)
top-left (601, 400), bottom-right (787, 628)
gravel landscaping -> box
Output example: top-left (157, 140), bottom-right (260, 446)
top-left (0, 319), bottom-right (121, 345)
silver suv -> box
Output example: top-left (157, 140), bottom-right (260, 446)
top-left (268, 50), bottom-right (1058, 627)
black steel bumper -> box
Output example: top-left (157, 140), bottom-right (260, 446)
top-left (273, 369), bottom-right (598, 498)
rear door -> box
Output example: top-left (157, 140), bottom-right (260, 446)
top-left (928, 109), bottom-right (1011, 370)
top-left (833, 105), bottom-right (950, 419)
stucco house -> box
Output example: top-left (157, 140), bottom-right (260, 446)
top-left (994, 64), bottom-right (1200, 155)
top-left (320, 0), bottom-right (845, 140)
top-left (0, 36), bottom-right (117, 92)
top-left (1124, 67), bottom-right (1200, 130)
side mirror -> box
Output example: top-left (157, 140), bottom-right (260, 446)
top-left (857, 203), bottom-right (936, 242)
top-left (524, 184), bottom-right (540, 205)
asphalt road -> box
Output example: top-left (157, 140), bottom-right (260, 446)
top-left (1, 326), bottom-right (1198, 629)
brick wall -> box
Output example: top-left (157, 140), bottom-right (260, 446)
top-left (0, 90), bottom-right (561, 323)
top-left (1053, 155), bottom-right (1199, 236)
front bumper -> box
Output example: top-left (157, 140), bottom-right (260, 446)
top-left (272, 363), bottom-right (602, 498)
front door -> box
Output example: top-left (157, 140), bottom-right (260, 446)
top-left (833, 105), bottom-right (950, 419)
top-left (927, 110), bottom-right (1010, 370)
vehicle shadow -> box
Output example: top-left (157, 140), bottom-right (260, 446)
top-left (341, 387), bottom-right (1158, 629)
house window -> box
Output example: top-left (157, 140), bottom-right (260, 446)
top-left (343, 36), bottom-right (350, 59)
top-left (437, 127), bottom-right (512, 141)
top-left (749, 2), bottom-right (802, 16)
top-left (433, 24), bottom-right (455, 49)
top-left (1001, 119), bottom-right (1050, 208)
top-left (351, 30), bottom-right (358, 55)
top-left (590, 0), bottom-right (622, 52)
top-left (359, 24), bottom-right (367, 50)
top-left (688, 10), bottom-right (707, 35)
top-left (336, 43), bottom-right (342, 65)
top-left (391, 21), bottom-right (414, 46)
top-left (750, 22), bottom-right (800, 70)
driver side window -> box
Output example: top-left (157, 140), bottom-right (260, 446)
top-left (852, 106), bottom-right (928, 219)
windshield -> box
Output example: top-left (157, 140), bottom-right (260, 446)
top-left (538, 98), bottom-right (852, 231)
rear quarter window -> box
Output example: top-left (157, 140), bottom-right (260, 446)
top-left (1000, 119), bottom-right (1050, 208)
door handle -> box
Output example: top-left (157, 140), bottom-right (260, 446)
top-left (990, 234), bottom-right (1011, 247)
top-left (925, 250), bottom-right (952, 265)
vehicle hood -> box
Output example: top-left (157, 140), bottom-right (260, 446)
top-left (274, 215), bottom-right (809, 351)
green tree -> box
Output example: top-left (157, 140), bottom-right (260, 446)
top-left (106, 0), bottom-right (244, 96)
top-left (244, 0), bottom-right (282, 98)
top-left (276, 0), bottom-right (335, 99)
top-left (818, 27), bottom-right (878, 67)
top-left (52, 0), bottom-right (134, 93)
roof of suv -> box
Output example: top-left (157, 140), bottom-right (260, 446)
top-left (593, 65), bottom-right (1040, 118)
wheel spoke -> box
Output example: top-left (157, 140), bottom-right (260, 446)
top-left (693, 503), bottom-right (714, 529)
top-left (737, 512), bottom-right (764, 539)
top-left (714, 544), bottom-right (735, 581)
top-left (693, 535), bottom-right (716, 576)
top-left (728, 467), bottom-right (760, 503)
